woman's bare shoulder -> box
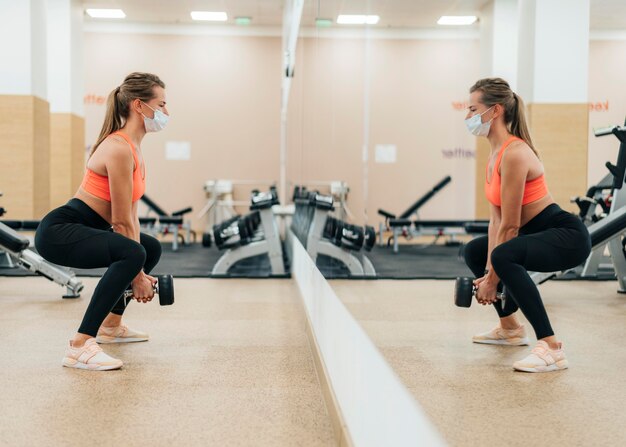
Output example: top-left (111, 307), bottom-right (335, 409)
top-left (503, 139), bottom-right (535, 164)
top-left (94, 134), bottom-right (132, 161)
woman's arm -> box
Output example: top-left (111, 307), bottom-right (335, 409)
top-left (485, 203), bottom-right (501, 274)
top-left (485, 142), bottom-right (529, 285)
top-left (106, 143), bottom-right (136, 242)
top-left (105, 140), bottom-right (153, 300)
top-left (131, 201), bottom-right (156, 288)
top-left (131, 200), bottom-right (141, 242)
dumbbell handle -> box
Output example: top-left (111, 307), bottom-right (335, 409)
top-left (474, 287), bottom-right (506, 306)
top-left (123, 283), bottom-right (159, 302)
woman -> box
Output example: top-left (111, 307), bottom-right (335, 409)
top-left (463, 78), bottom-right (591, 373)
top-left (35, 72), bottom-right (169, 371)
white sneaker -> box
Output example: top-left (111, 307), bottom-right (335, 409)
top-left (96, 324), bottom-right (149, 344)
top-left (472, 324), bottom-right (529, 346)
top-left (513, 340), bottom-right (568, 373)
top-left (62, 338), bottom-right (123, 371)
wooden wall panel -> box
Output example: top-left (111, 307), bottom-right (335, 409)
top-left (474, 137), bottom-right (491, 219)
top-left (0, 95), bottom-right (50, 219)
top-left (0, 96), bottom-right (34, 219)
top-left (50, 113), bottom-right (71, 209)
top-left (50, 113), bottom-right (85, 209)
top-left (528, 104), bottom-right (588, 213)
top-left (71, 115), bottom-right (86, 195)
top-left (33, 97), bottom-right (50, 218)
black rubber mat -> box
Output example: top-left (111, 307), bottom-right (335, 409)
top-left (317, 243), bottom-right (618, 281)
top-left (2, 242), bottom-right (615, 281)
top-left (317, 244), bottom-right (474, 279)
top-left (0, 243), bottom-right (291, 279)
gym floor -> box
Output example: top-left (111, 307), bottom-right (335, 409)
top-left (332, 279), bottom-right (626, 446)
top-left (3, 275), bottom-right (626, 446)
top-left (0, 277), bottom-right (335, 447)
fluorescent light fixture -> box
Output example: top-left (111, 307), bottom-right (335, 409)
top-left (437, 15), bottom-right (477, 26)
top-left (85, 8), bottom-right (125, 19)
top-left (235, 16), bottom-right (252, 26)
top-left (315, 18), bottom-right (333, 28)
top-left (337, 15), bottom-right (380, 25)
top-left (190, 11), bottom-right (228, 21)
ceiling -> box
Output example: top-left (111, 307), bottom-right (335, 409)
top-left (80, 0), bottom-right (626, 30)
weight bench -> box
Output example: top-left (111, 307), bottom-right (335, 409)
top-left (378, 176), bottom-right (452, 252)
top-left (0, 220), bottom-right (40, 230)
top-left (140, 195), bottom-right (195, 251)
top-left (378, 176), bottom-right (452, 223)
top-left (0, 221), bottom-right (83, 298)
top-left (384, 218), bottom-right (489, 253)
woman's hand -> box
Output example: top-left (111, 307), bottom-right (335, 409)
top-left (145, 274), bottom-right (158, 287)
top-left (473, 276), bottom-right (498, 305)
top-left (131, 273), bottom-right (155, 303)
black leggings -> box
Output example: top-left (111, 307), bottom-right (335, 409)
top-left (463, 204), bottom-right (591, 339)
top-left (35, 198), bottom-right (162, 337)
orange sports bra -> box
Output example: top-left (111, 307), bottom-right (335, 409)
top-left (81, 131), bottom-right (145, 202)
top-left (485, 136), bottom-right (548, 207)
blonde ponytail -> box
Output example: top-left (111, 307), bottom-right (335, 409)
top-left (91, 87), bottom-right (123, 156)
top-left (510, 92), bottom-right (536, 156)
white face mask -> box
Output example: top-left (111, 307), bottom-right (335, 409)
top-left (465, 106), bottom-right (494, 137)
top-left (142, 102), bottom-right (169, 133)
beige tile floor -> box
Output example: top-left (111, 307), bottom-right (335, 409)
top-left (0, 277), bottom-right (336, 447)
top-left (6, 273), bottom-right (626, 447)
top-left (332, 279), bottom-right (626, 446)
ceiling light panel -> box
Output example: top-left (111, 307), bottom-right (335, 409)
top-left (85, 8), bottom-right (126, 19)
top-left (337, 15), bottom-right (380, 25)
top-left (437, 16), bottom-right (478, 26)
top-left (191, 11), bottom-right (228, 21)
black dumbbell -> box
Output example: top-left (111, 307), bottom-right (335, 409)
top-left (123, 274), bottom-right (175, 306)
top-left (201, 232), bottom-right (212, 247)
top-left (293, 186), bottom-right (308, 201)
top-left (323, 217), bottom-right (338, 240)
top-left (249, 211), bottom-right (261, 231)
top-left (454, 276), bottom-right (506, 308)
top-left (363, 225), bottom-right (376, 251)
top-left (238, 217), bottom-right (251, 246)
top-left (213, 216), bottom-right (241, 248)
top-left (269, 186), bottom-right (279, 205)
top-left (334, 221), bottom-right (365, 251)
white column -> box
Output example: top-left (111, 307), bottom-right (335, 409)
top-left (46, 0), bottom-right (85, 208)
top-left (515, 0), bottom-right (590, 212)
top-left (480, 0), bottom-right (519, 89)
top-left (476, 0), bottom-right (520, 218)
top-left (47, 0), bottom-right (83, 115)
top-left (517, 0), bottom-right (590, 103)
top-left (0, 0), bottom-right (47, 98)
top-left (280, 0), bottom-right (304, 204)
